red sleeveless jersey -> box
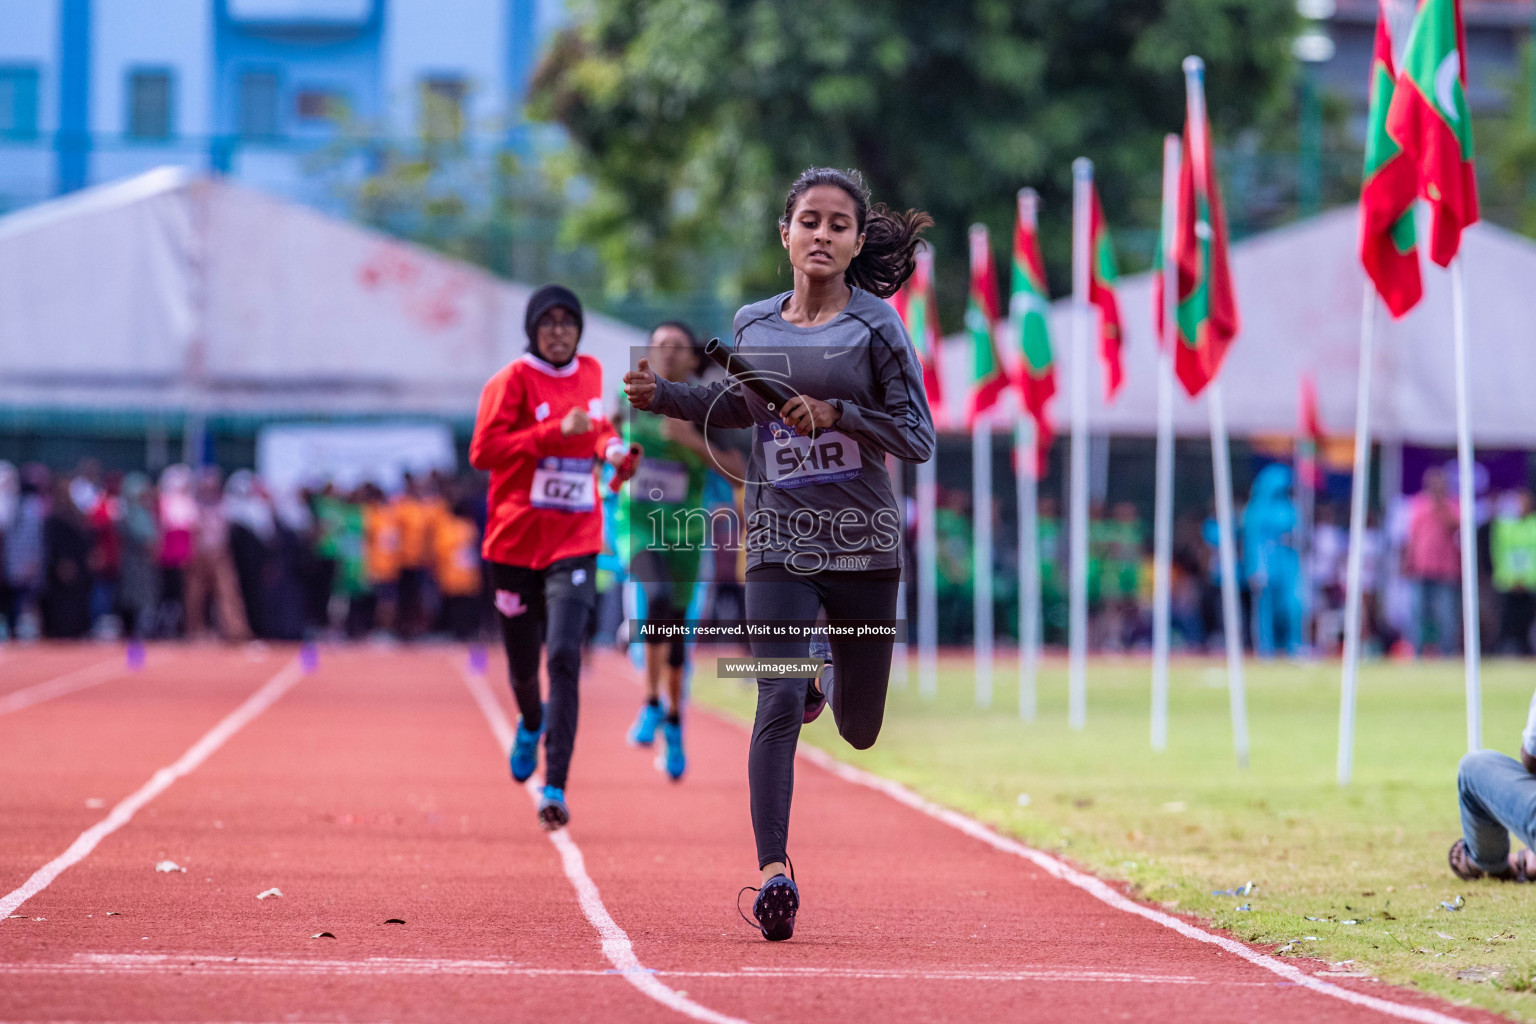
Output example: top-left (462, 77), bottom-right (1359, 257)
top-left (470, 352), bottom-right (620, 569)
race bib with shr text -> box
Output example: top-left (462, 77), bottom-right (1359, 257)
top-left (759, 421), bottom-right (863, 490)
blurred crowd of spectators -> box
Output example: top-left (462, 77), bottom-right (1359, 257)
top-left (0, 460), bottom-right (490, 643)
top-left (934, 461), bottom-right (1536, 660)
top-left (7, 453), bottom-right (1536, 660)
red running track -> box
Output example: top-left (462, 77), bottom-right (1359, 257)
top-left (0, 643), bottom-right (1507, 1023)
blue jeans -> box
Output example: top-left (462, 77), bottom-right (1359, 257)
top-left (1458, 749), bottom-right (1536, 873)
top-left (1414, 579), bottom-right (1460, 654)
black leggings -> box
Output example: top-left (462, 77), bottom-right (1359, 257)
top-left (631, 549), bottom-right (690, 669)
top-left (744, 563), bottom-right (901, 869)
top-left (490, 556), bottom-right (597, 791)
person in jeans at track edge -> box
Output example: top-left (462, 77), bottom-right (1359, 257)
top-left (471, 284), bottom-right (637, 832)
top-left (624, 167), bottom-right (935, 941)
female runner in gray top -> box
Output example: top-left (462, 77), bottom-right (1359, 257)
top-left (624, 167), bottom-right (935, 941)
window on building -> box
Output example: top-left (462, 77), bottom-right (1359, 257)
top-left (420, 76), bottom-right (465, 143)
top-left (127, 69), bottom-right (174, 140)
top-left (295, 87), bottom-right (348, 123)
top-left (239, 71), bottom-right (281, 140)
top-left (0, 66), bottom-right (40, 139)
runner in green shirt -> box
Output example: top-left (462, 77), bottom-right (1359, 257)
top-left (617, 321), bottom-right (745, 779)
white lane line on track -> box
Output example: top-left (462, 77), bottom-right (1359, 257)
top-left (457, 663), bottom-right (751, 1024)
top-left (0, 660), bottom-right (305, 921)
top-left (0, 659), bottom-right (127, 715)
top-left (790, 743), bottom-right (1470, 1024)
top-left (0, 953), bottom-right (1284, 986)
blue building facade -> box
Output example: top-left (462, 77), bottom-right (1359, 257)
top-left (0, 0), bottom-right (556, 213)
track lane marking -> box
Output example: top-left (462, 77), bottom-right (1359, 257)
top-left (0, 953), bottom-right (1288, 986)
top-left (790, 742), bottom-right (1470, 1024)
top-left (0, 658), bottom-right (127, 715)
top-left (0, 660), bottom-right (305, 921)
top-left (458, 662), bottom-right (751, 1024)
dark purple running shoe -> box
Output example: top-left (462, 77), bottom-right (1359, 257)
top-left (751, 874), bottom-right (799, 941)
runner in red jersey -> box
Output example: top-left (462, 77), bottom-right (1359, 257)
top-left (470, 284), bottom-right (635, 831)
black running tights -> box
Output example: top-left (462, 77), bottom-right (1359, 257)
top-left (744, 563), bottom-right (901, 869)
top-left (490, 556), bottom-right (596, 791)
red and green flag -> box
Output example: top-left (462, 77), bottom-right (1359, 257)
top-left (1010, 194), bottom-right (1054, 453)
top-left (1385, 0), bottom-right (1478, 267)
top-left (966, 224), bottom-right (1011, 427)
top-left (890, 246), bottom-right (947, 424)
top-left (1360, 0), bottom-right (1423, 317)
top-left (1153, 78), bottom-right (1240, 398)
top-left (1088, 186), bottom-right (1124, 401)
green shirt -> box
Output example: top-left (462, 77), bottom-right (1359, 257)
top-left (1494, 515), bottom-right (1536, 591)
top-left (614, 398), bottom-right (712, 582)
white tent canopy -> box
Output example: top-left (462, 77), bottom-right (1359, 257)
top-left (939, 207), bottom-right (1536, 447)
top-left (0, 167), bottom-right (647, 420)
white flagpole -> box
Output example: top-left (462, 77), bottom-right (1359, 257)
top-left (1151, 133), bottom-right (1180, 753)
top-left (972, 223), bottom-right (996, 710)
top-left (1337, 286), bottom-right (1377, 786)
top-left (1451, 256), bottom-right (1481, 751)
top-left (917, 451), bottom-right (939, 700)
top-left (1185, 54), bottom-right (1249, 768)
top-left (1297, 435), bottom-right (1316, 654)
top-left (1209, 386), bottom-right (1250, 768)
top-left (1015, 189), bottom-right (1044, 722)
top-left (1067, 158), bottom-right (1093, 731)
top-left (973, 409), bottom-right (994, 709)
top-left (1017, 414), bottom-right (1040, 721)
top-left (889, 453), bottom-right (909, 690)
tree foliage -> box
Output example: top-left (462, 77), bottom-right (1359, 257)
top-left (532, 0), bottom-right (1298, 316)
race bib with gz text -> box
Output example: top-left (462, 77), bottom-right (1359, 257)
top-left (759, 420), bottom-right (863, 489)
top-left (531, 456), bottom-right (597, 512)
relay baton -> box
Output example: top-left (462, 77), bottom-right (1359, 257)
top-left (702, 337), bottom-right (820, 440)
top-left (607, 442), bottom-right (642, 494)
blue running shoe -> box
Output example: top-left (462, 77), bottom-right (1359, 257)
top-left (628, 701), bottom-right (664, 747)
top-left (750, 874), bottom-right (799, 941)
top-left (662, 720), bottom-right (686, 780)
top-left (537, 786), bottom-right (569, 831)
top-left (509, 716), bottom-right (544, 783)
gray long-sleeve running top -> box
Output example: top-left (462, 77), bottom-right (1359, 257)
top-left (647, 286), bottom-right (935, 574)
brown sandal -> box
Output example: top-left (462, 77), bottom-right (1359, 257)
top-left (1448, 839), bottom-right (1536, 882)
top-left (1449, 838), bottom-right (1485, 880)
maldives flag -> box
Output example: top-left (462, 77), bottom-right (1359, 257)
top-left (1009, 195), bottom-right (1054, 453)
top-left (1386, 0), bottom-right (1478, 267)
top-left (890, 246), bottom-right (946, 424)
top-left (1360, 0), bottom-right (1423, 317)
top-left (1152, 80), bottom-right (1240, 398)
top-left (1088, 186), bottom-right (1124, 401)
top-left (966, 224), bottom-right (1010, 427)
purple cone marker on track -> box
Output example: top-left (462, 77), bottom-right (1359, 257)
top-left (468, 644), bottom-right (488, 674)
top-left (300, 644), bottom-right (319, 674)
top-left (125, 642), bottom-right (145, 671)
